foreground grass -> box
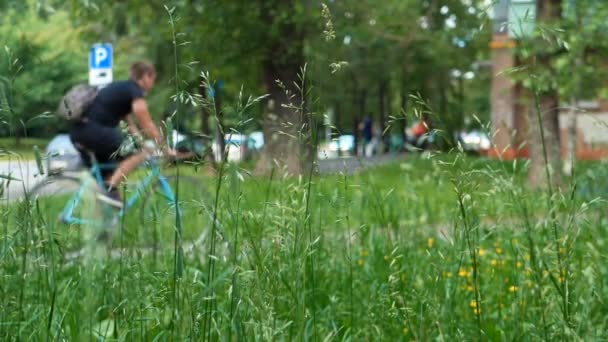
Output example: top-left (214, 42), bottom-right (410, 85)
top-left (1, 153), bottom-right (607, 340)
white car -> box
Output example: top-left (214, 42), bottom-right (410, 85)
top-left (46, 134), bottom-right (83, 174)
top-left (317, 135), bottom-right (355, 159)
top-left (212, 134), bottom-right (251, 162)
top-left (457, 130), bottom-right (491, 153)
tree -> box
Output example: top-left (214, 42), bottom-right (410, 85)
top-left (524, 0), bottom-right (563, 188)
top-left (0, 3), bottom-right (89, 143)
top-left (253, 1), bottom-right (308, 174)
top-left (556, 0), bottom-right (608, 175)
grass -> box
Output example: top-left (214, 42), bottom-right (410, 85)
top-left (0, 137), bottom-right (50, 160)
top-left (1, 153), bottom-right (608, 340)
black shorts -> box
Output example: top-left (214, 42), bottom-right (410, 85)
top-left (70, 120), bottom-right (126, 178)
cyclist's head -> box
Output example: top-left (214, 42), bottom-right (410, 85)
top-left (130, 61), bottom-right (156, 92)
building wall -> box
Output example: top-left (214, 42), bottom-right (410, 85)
top-left (488, 35), bottom-right (608, 161)
top-left (559, 110), bottom-right (608, 160)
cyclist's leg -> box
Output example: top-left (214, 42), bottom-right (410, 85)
top-left (106, 151), bottom-right (147, 190)
top-left (72, 122), bottom-right (127, 206)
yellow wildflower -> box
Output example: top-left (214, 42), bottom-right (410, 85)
top-left (444, 271), bottom-right (453, 278)
top-left (360, 249), bottom-right (369, 257)
top-left (508, 285), bottom-right (518, 292)
top-left (384, 255), bottom-right (391, 261)
top-left (559, 270), bottom-right (567, 283)
top-left (427, 238), bottom-right (435, 249)
top-left (357, 259), bottom-right (364, 266)
top-left (478, 248), bottom-right (487, 257)
top-left (495, 247), bottom-right (504, 254)
top-left (516, 261), bottom-right (523, 269)
top-left (469, 299), bottom-right (478, 308)
top-left (473, 308), bottom-right (481, 315)
top-left (490, 259), bottom-right (498, 267)
top-left (458, 268), bottom-right (469, 277)
top-left (466, 285), bottom-right (475, 292)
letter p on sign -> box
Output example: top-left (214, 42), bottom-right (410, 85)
top-left (95, 47), bottom-right (107, 67)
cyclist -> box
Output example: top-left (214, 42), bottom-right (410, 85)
top-left (70, 61), bottom-right (175, 207)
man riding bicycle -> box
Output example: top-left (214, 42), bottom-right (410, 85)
top-left (70, 61), bottom-right (175, 207)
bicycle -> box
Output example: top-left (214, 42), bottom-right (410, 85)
top-left (28, 147), bottom-right (214, 255)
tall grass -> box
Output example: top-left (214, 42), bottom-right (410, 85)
top-left (2, 154), bottom-right (608, 339)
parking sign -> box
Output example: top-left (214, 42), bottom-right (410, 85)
top-left (89, 43), bottom-right (113, 86)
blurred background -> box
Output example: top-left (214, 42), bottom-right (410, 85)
top-left (0, 0), bottom-right (607, 177)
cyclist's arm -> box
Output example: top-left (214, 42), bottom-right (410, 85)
top-left (126, 114), bottom-right (141, 137)
top-left (132, 98), bottom-right (162, 146)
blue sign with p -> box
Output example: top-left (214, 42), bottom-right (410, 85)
top-left (89, 44), bottom-right (113, 69)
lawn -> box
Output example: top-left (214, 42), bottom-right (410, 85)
top-left (0, 137), bottom-right (50, 161)
top-left (1, 153), bottom-right (608, 340)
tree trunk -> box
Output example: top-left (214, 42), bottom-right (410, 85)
top-left (378, 80), bottom-right (388, 154)
top-left (333, 101), bottom-right (341, 156)
top-left (438, 72), bottom-right (450, 146)
top-left (528, 92), bottom-right (561, 187)
top-left (198, 76), bottom-right (215, 165)
top-left (213, 82), bottom-right (226, 162)
top-left (400, 67), bottom-right (409, 148)
top-left (564, 3), bottom-right (583, 177)
top-left (527, 0), bottom-right (563, 188)
top-left (563, 100), bottom-right (576, 176)
top-left (255, 3), bottom-right (306, 175)
top-left (355, 89), bottom-right (367, 155)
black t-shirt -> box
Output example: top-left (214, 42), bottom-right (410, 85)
top-left (85, 79), bottom-right (145, 127)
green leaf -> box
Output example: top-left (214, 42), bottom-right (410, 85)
top-left (33, 145), bottom-right (44, 175)
top-left (0, 173), bottom-right (21, 182)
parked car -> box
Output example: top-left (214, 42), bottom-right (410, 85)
top-left (170, 130), bottom-right (206, 160)
top-left (46, 134), bottom-right (83, 174)
top-left (317, 134), bottom-right (355, 159)
top-left (211, 133), bottom-right (258, 162)
top-left (457, 130), bottom-right (491, 154)
top-left (248, 131), bottom-right (264, 152)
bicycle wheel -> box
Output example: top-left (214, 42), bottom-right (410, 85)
top-left (27, 175), bottom-right (97, 253)
top-left (28, 175), bottom-right (82, 220)
top-left (128, 175), bottom-right (215, 251)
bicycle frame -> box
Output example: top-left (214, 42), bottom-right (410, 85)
top-left (60, 158), bottom-right (176, 228)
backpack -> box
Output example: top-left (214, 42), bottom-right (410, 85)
top-left (57, 84), bottom-right (98, 120)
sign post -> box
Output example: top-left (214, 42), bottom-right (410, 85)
top-left (89, 43), bottom-right (113, 87)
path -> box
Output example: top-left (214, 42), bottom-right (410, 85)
top-left (0, 153), bottom-right (407, 201)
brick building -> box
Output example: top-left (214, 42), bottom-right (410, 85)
top-left (489, 0), bottom-right (608, 160)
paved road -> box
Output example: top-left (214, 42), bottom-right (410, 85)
top-left (0, 153), bottom-right (406, 201)
top-left (317, 153), bottom-right (405, 174)
top-left (0, 159), bottom-right (43, 201)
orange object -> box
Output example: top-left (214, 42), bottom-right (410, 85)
top-left (412, 122), bottom-right (428, 137)
top-left (489, 40), bottom-right (516, 49)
